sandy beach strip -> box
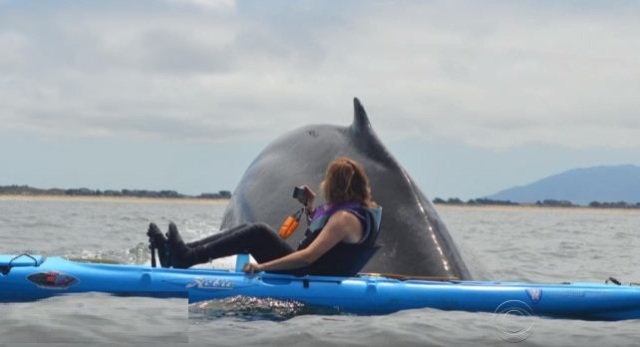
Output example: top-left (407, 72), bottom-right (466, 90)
top-left (0, 195), bottom-right (230, 205)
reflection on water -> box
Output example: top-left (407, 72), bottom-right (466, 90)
top-left (190, 296), bottom-right (342, 322)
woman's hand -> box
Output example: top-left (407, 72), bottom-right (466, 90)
top-left (242, 262), bottom-right (262, 276)
top-left (302, 185), bottom-right (316, 212)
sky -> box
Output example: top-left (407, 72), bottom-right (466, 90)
top-left (1, 0), bottom-right (639, 200)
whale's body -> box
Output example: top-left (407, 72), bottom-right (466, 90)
top-left (221, 99), bottom-right (471, 279)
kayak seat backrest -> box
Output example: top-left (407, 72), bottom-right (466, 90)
top-left (353, 245), bottom-right (381, 274)
top-left (291, 244), bottom-right (382, 277)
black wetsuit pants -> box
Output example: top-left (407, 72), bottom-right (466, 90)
top-left (184, 223), bottom-right (296, 267)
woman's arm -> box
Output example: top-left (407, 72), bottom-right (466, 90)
top-left (243, 211), bottom-right (362, 274)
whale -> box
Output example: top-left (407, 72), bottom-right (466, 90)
top-left (221, 98), bottom-right (472, 279)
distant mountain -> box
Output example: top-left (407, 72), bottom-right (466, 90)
top-left (489, 164), bottom-right (640, 205)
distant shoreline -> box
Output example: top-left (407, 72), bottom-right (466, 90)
top-left (433, 197), bottom-right (640, 210)
top-left (0, 194), bottom-right (230, 205)
top-left (435, 203), bottom-right (640, 213)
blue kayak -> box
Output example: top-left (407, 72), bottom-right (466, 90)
top-left (1, 254), bottom-right (639, 321)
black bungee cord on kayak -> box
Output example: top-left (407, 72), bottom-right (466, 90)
top-left (0, 254), bottom-right (39, 275)
top-left (605, 277), bottom-right (640, 286)
top-left (606, 277), bottom-right (622, 285)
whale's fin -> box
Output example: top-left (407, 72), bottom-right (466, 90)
top-left (349, 97), bottom-right (394, 166)
top-left (351, 97), bottom-right (373, 135)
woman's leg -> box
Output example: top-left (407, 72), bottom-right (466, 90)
top-left (167, 222), bottom-right (295, 269)
top-left (185, 224), bottom-right (249, 248)
top-left (147, 222), bottom-right (253, 268)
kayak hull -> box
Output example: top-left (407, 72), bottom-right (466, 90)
top-left (1, 255), bottom-right (639, 321)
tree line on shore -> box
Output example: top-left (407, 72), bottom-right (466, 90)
top-left (433, 197), bottom-right (640, 209)
top-left (0, 185), bottom-right (231, 200)
top-left (4, 184), bottom-right (638, 208)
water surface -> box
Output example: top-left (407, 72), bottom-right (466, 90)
top-left (1, 199), bottom-right (639, 346)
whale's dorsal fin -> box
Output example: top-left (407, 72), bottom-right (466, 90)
top-left (351, 97), bottom-right (373, 135)
top-left (348, 97), bottom-right (394, 166)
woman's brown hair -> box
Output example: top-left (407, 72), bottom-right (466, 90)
top-left (321, 157), bottom-right (376, 207)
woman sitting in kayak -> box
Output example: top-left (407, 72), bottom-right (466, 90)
top-left (147, 157), bottom-right (382, 277)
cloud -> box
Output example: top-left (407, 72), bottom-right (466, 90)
top-left (168, 0), bottom-right (235, 10)
top-left (1, 0), bottom-right (639, 149)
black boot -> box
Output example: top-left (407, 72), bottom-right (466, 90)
top-left (147, 223), bottom-right (171, 268)
top-left (166, 222), bottom-right (196, 269)
top-left (166, 222), bottom-right (216, 269)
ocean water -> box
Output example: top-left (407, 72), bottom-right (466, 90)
top-left (1, 198), bottom-right (639, 346)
